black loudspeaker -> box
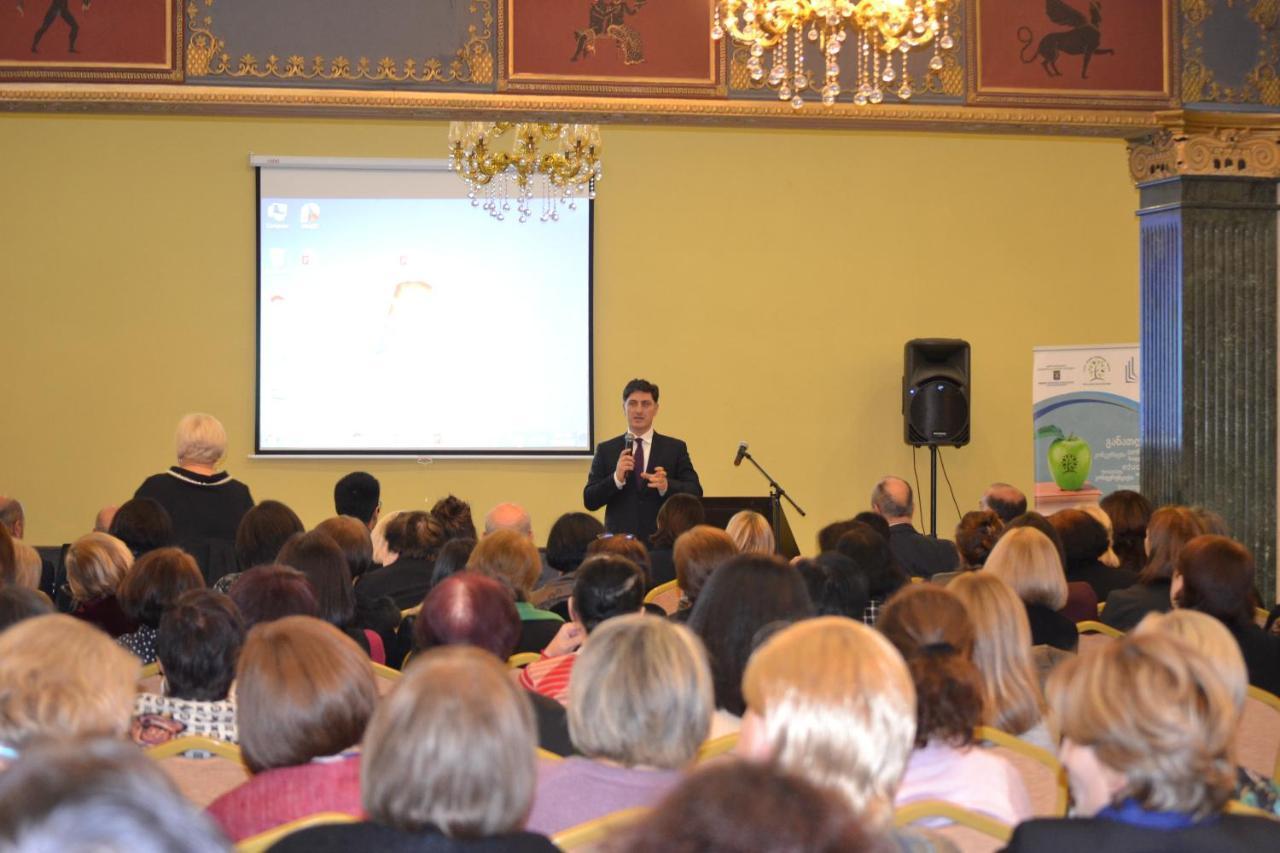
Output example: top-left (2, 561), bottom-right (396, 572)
top-left (903, 339), bottom-right (970, 447)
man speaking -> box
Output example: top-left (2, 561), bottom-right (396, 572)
top-left (584, 378), bottom-right (702, 543)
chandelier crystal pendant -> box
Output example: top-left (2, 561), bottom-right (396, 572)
top-left (448, 122), bottom-right (602, 223)
top-left (712, 0), bottom-right (953, 108)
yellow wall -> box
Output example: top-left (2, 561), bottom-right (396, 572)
top-left (0, 114), bottom-right (1138, 548)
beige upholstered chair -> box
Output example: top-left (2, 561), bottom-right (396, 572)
top-left (975, 725), bottom-right (1068, 817)
top-left (146, 735), bottom-right (250, 808)
top-left (642, 580), bottom-right (681, 615)
top-left (894, 799), bottom-right (1012, 853)
top-left (1233, 685), bottom-right (1280, 783)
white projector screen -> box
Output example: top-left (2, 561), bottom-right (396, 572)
top-left (254, 157), bottom-right (594, 456)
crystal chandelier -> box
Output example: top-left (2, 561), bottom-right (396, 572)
top-left (712, 0), bottom-right (953, 108)
top-left (448, 122), bottom-right (602, 223)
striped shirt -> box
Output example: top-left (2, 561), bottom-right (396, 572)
top-left (518, 653), bottom-right (578, 705)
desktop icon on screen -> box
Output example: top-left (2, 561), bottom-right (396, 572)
top-left (301, 203), bottom-right (321, 225)
top-left (266, 202), bottom-right (288, 223)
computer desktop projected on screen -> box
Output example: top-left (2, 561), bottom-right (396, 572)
top-left (254, 157), bottom-right (594, 456)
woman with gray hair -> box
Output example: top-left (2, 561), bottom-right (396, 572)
top-left (134, 413), bottom-right (254, 582)
top-left (524, 613), bottom-right (713, 836)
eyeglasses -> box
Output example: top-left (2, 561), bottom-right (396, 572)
top-left (596, 533), bottom-right (636, 541)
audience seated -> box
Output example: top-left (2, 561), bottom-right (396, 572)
top-left (1172, 535), bottom-right (1280, 695)
top-left (1102, 505), bottom-right (1201, 631)
top-left (1049, 509), bottom-right (1139, 602)
top-left (0, 586), bottom-right (53, 632)
top-left (687, 553), bottom-right (814, 737)
top-left (0, 614), bottom-right (140, 764)
top-left (271, 646), bottom-right (557, 853)
top-left (670, 525), bottom-right (737, 621)
top-left (948, 572), bottom-right (1053, 751)
top-left (115, 547), bottom-right (205, 664)
top-left (277, 529), bottom-right (386, 663)
top-left (0, 738), bottom-right (230, 853)
top-left (872, 476), bottom-right (958, 578)
top-left (65, 531), bottom-right (138, 637)
top-left (954, 509), bottom-right (1003, 571)
top-left (725, 510), bottom-right (775, 555)
top-left (469, 529), bottom-right (564, 654)
top-left (738, 616), bottom-right (949, 851)
top-left (413, 572), bottom-right (573, 756)
top-left (1081, 505), bottom-right (1121, 567)
top-left (1099, 489), bottom-right (1154, 575)
top-left (794, 552), bottom-right (870, 621)
top-left (646, 494), bottom-right (704, 587)
top-left (428, 537), bottom-right (476, 589)
top-left (431, 494), bottom-right (478, 542)
top-left (333, 471), bottom-right (381, 531)
top-left (985, 527), bottom-right (1078, 652)
top-left (132, 589), bottom-right (244, 747)
top-left (370, 508), bottom-right (403, 567)
top-left (610, 761), bottom-right (873, 853)
top-left (835, 523), bottom-right (908, 626)
top-left (134, 413), bottom-right (253, 582)
top-left (586, 532), bottom-right (652, 585)
top-left (218, 499), bottom-right (305, 593)
top-left (525, 613), bottom-right (712, 836)
top-left (355, 510), bottom-right (446, 610)
top-left (530, 512), bottom-right (604, 614)
top-left (314, 515), bottom-right (376, 583)
top-left (879, 584), bottom-right (1033, 826)
top-left (1002, 511), bottom-right (1097, 623)
top-left (207, 616), bottom-right (377, 841)
top-left (109, 498), bottom-right (177, 559)
top-left (1134, 609), bottom-right (1280, 816)
top-left (519, 555), bottom-right (645, 704)
top-left (227, 564), bottom-right (318, 628)
top-left (0, 525), bottom-right (40, 590)
top-left (816, 517), bottom-right (861, 553)
top-left (1004, 632), bottom-right (1280, 851)
top-left (980, 482), bottom-right (1027, 524)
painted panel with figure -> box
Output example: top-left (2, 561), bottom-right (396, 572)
top-left (0, 0), bottom-right (181, 81)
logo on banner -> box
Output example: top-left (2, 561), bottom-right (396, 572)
top-left (1124, 357), bottom-right (1137, 383)
top-left (1084, 356), bottom-right (1110, 383)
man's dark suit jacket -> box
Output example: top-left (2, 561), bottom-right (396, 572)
top-left (1003, 815), bottom-right (1280, 852)
top-left (887, 523), bottom-right (958, 579)
top-left (583, 432), bottom-right (701, 544)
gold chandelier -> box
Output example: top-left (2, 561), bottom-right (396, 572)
top-left (448, 122), bottom-right (602, 223)
top-left (712, 0), bottom-right (953, 108)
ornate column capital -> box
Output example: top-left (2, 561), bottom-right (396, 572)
top-left (1128, 110), bottom-right (1280, 184)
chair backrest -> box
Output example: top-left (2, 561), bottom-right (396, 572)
top-left (642, 580), bottom-right (681, 615)
top-left (550, 806), bottom-right (650, 851)
top-left (1233, 686), bottom-right (1280, 783)
top-left (136, 661), bottom-right (164, 694)
top-left (371, 661), bottom-right (400, 697)
top-left (235, 811), bottom-right (358, 853)
top-left (1256, 607), bottom-right (1270, 628)
top-left (507, 651), bottom-right (542, 669)
top-left (695, 732), bottom-right (739, 762)
top-left (400, 603), bottom-right (422, 621)
top-left (537, 747), bottom-right (565, 763)
top-left (894, 800), bottom-right (1011, 853)
top-left (975, 726), bottom-right (1068, 817)
top-left (1075, 620), bottom-right (1121, 657)
top-left (146, 736), bottom-right (250, 808)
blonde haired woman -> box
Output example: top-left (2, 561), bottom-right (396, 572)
top-left (725, 511), bottom-right (775, 555)
top-left (1004, 632), bottom-right (1280, 851)
top-left (985, 526), bottom-right (1077, 652)
top-left (949, 571), bottom-right (1053, 751)
top-left (65, 532), bottom-right (136, 637)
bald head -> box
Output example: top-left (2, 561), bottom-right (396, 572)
top-left (484, 502), bottom-right (533, 539)
top-left (980, 483), bottom-right (1027, 524)
top-left (870, 477), bottom-right (913, 524)
top-left (0, 498), bottom-right (24, 539)
top-left (94, 505), bottom-right (119, 534)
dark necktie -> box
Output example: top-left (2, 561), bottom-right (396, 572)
top-left (633, 437), bottom-right (645, 488)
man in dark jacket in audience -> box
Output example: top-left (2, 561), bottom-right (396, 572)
top-left (871, 476), bottom-right (958, 579)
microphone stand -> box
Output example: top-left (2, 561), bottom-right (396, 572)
top-left (739, 448), bottom-right (806, 552)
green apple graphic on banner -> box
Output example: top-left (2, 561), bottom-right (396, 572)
top-left (1038, 425), bottom-right (1092, 491)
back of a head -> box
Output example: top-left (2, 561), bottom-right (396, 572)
top-left (334, 471), bottom-right (380, 525)
top-left (1046, 632), bottom-right (1236, 818)
top-left (954, 510), bottom-right (1003, 569)
top-left (108, 499), bottom-right (175, 558)
top-left (175, 413), bottom-right (227, 466)
top-left (725, 511), bottom-right (775, 555)
top-left (315, 515), bottom-right (375, 581)
top-left (984, 526), bottom-right (1068, 611)
top-left (1173, 534), bottom-right (1257, 628)
top-left (387, 510), bottom-right (447, 562)
top-left (545, 512), bottom-right (605, 574)
top-left (0, 526), bottom-right (15, 588)
top-left (482, 502), bottom-right (531, 538)
top-left (981, 484), bottom-right (1027, 524)
top-left (571, 555), bottom-right (645, 632)
top-left (816, 518), bottom-right (860, 554)
top-left (1140, 505), bottom-right (1203, 584)
top-left (467, 529), bottom-right (541, 598)
top-left (158, 589), bottom-right (245, 703)
top-left (586, 533), bottom-right (651, 574)
top-left (1133, 609), bottom-right (1248, 714)
top-left (5, 540), bottom-right (41, 590)
top-left (364, 646), bottom-right (536, 838)
top-left (835, 524), bottom-right (904, 600)
top-left (227, 563), bottom-right (318, 629)
top-left (1003, 511), bottom-right (1067, 573)
top-left (236, 615), bottom-right (377, 774)
top-left (429, 537), bottom-right (477, 588)
top-left (612, 762), bottom-right (873, 853)
top-left (0, 498), bottom-right (23, 538)
top-left (0, 614), bottom-right (140, 748)
top-left (870, 477), bottom-right (912, 519)
top-left (0, 738), bottom-right (229, 853)
top-left (414, 572), bottom-right (520, 659)
top-left (1048, 509), bottom-right (1109, 567)
top-left (796, 553), bottom-right (871, 620)
top-left (741, 617), bottom-right (916, 828)
top-left (688, 553), bottom-right (814, 716)
top-left (0, 587), bottom-right (53, 634)
top-left (851, 511), bottom-right (892, 541)
top-left (651, 494), bottom-right (705, 548)
top-left (432, 494), bottom-right (477, 542)
top-left (878, 585), bottom-right (982, 748)
top-left (277, 530), bottom-right (355, 628)
top-left (1100, 489), bottom-right (1155, 572)
top-left (234, 500), bottom-right (304, 570)
top-left (673, 525), bottom-right (738, 603)
top-left (117, 547), bottom-right (205, 629)
top-left (569, 614), bottom-right (712, 769)
top-left (65, 532), bottom-right (134, 602)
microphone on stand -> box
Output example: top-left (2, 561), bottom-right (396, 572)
top-left (734, 442), bottom-right (749, 467)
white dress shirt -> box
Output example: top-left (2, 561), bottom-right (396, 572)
top-left (613, 427), bottom-right (654, 489)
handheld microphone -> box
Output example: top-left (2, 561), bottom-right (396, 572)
top-left (624, 434), bottom-right (635, 455)
top-left (734, 442), bottom-right (749, 467)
